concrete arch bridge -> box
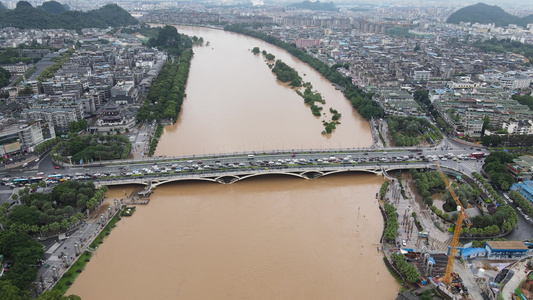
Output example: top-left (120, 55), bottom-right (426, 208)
top-left (93, 163), bottom-right (439, 195)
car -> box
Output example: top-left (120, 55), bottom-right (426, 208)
top-left (402, 240), bottom-right (406, 246)
top-left (54, 166), bottom-right (60, 169)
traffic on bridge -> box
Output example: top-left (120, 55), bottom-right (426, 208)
top-left (1, 146), bottom-right (488, 194)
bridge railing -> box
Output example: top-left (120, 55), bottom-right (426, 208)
top-left (93, 162), bottom-right (434, 186)
top-left (64, 146), bottom-right (429, 168)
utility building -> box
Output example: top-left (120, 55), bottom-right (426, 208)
top-left (485, 241), bottom-right (529, 260)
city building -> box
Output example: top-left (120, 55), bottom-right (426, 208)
top-left (21, 107), bottom-right (79, 131)
top-left (110, 80), bottom-right (138, 105)
top-left (498, 74), bottom-right (531, 90)
top-left (511, 180), bottom-right (533, 203)
top-left (485, 241), bottom-right (529, 260)
top-left (507, 156), bottom-right (533, 180)
top-left (0, 120), bottom-right (49, 155)
top-left (502, 120), bottom-right (533, 135)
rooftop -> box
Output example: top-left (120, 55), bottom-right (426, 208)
top-left (486, 241), bottom-right (528, 250)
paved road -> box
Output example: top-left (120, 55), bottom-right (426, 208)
top-left (4, 147), bottom-right (487, 181)
top-left (37, 203), bottom-right (120, 292)
top-left (501, 258), bottom-right (532, 300)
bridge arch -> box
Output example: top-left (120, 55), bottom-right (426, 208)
top-left (151, 177), bottom-right (219, 187)
top-left (236, 171), bottom-right (309, 182)
top-left (320, 169), bottom-right (381, 177)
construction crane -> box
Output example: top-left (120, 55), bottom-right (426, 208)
top-left (434, 161), bottom-right (471, 285)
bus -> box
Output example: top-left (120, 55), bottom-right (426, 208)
top-left (12, 178), bottom-right (29, 186)
top-left (47, 174), bottom-right (62, 181)
top-left (470, 152), bottom-right (484, 159)
top-left (29, 176), bottom-right (45, 183)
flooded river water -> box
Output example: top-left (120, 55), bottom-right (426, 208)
top-left (154, 26), bottom-right (372, 156)
top-left (69, 175), bottom-right (398, 299)
top-left (68, 26), bottom-right (398, 299)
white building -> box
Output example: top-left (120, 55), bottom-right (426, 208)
top-left (413, 70), bottom-right (431, 82)
top-left (0, 121), bottom-right (48, 154)
top-left (502, 120), bottom-right (533, 135)
top-left (21, 108), bottom-right (79, 129)
top-left (499, 74), bottom-right (531, 90)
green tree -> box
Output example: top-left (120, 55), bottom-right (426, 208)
top-left (0, 280), bottom-right (30, 300)
top-left (38, 291), bottom-right (81, 300)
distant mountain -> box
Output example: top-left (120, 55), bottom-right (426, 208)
top-left (0, 2), bottom-right (7, 11)
top-left (288, 0), bottom-right (338, 11)
top-left (518, 14), bottom-right (533, 27)
top-left (16, 0), bottom-right (32, 9)
top-left (446, 3), bottom-right (533, 28)
top-left (0, 2), bottom-right (138, 29)
top-left (40, 1), bottom-right (67, 14)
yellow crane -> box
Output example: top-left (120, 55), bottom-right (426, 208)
top-left (434, 161), bottom-right (471, 285)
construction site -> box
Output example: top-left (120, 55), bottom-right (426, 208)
top-left (383, 162), bottom-right (533, 300)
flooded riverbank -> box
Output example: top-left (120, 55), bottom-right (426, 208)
top-left (69, 174), bottom-right (399, 299)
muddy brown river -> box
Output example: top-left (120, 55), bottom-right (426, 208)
top-left (154, 26), bottom-right (372, 156)
top-left (68, 26), bottom-right (398, 299)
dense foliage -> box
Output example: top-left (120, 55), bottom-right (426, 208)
top-left (271, 60), bottom-right (302, 87)
top-left (40, 1), bottom-right (67, 14)
top-left (147, 25), bottom-right (192, 56)
top-left (224, 24), bottom-right (383, 119)
top-left (0, 3), bottom-right (138, 30)
top-left (391, 253), bottom-right (420, 283)
top-left (0, 229), bottom-right (44, 290)
top-left (0, 67), bottom-right (10, 88)
top-left (411, 169), bottom-right (445, 206)
top-left (483, 151), bottom-right (516, 191)
top-left (380, 180), bottom-right (390, 200)
top-left (413, 89), bottom-right (445, 124)
top-left (383, 203), bottom-right (399, 242)
top-left (446, 3), bottom-right (527, 27)
top-left (52, 134), bottom-right (131, 163)
top-left (297, 86), bottom-right (324, 116)
top-left (37, 49), bottom-right (73, 82)
top-left (137, 50), bottom-right (192, 123)
top-left (509, 191), bottom-right (533, 219)
top-left (343, 85), bottom-right (383, 119)
top-left (472, 172), bottom-right (506, 206)
top-left (0, 48), bottom-right (35, 65)
top-left (69, 119), bottom-right (88, 133)
top-left (512, 94), bottom-right (533, 110)
top-left (388, 116), bottom-right (442, 146)
top-left (461, 205), bottom-right (516, 236)
top-left (473, 38), bottom-right (533, 64)
top-left (0, 181), bottom-right (105, 232)
top-left (148, 124), bottom-right (163, 156)
top-left (34, 137), bottom-right (59, 153)
top-left (481, 133), bottom-right (533, 148)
